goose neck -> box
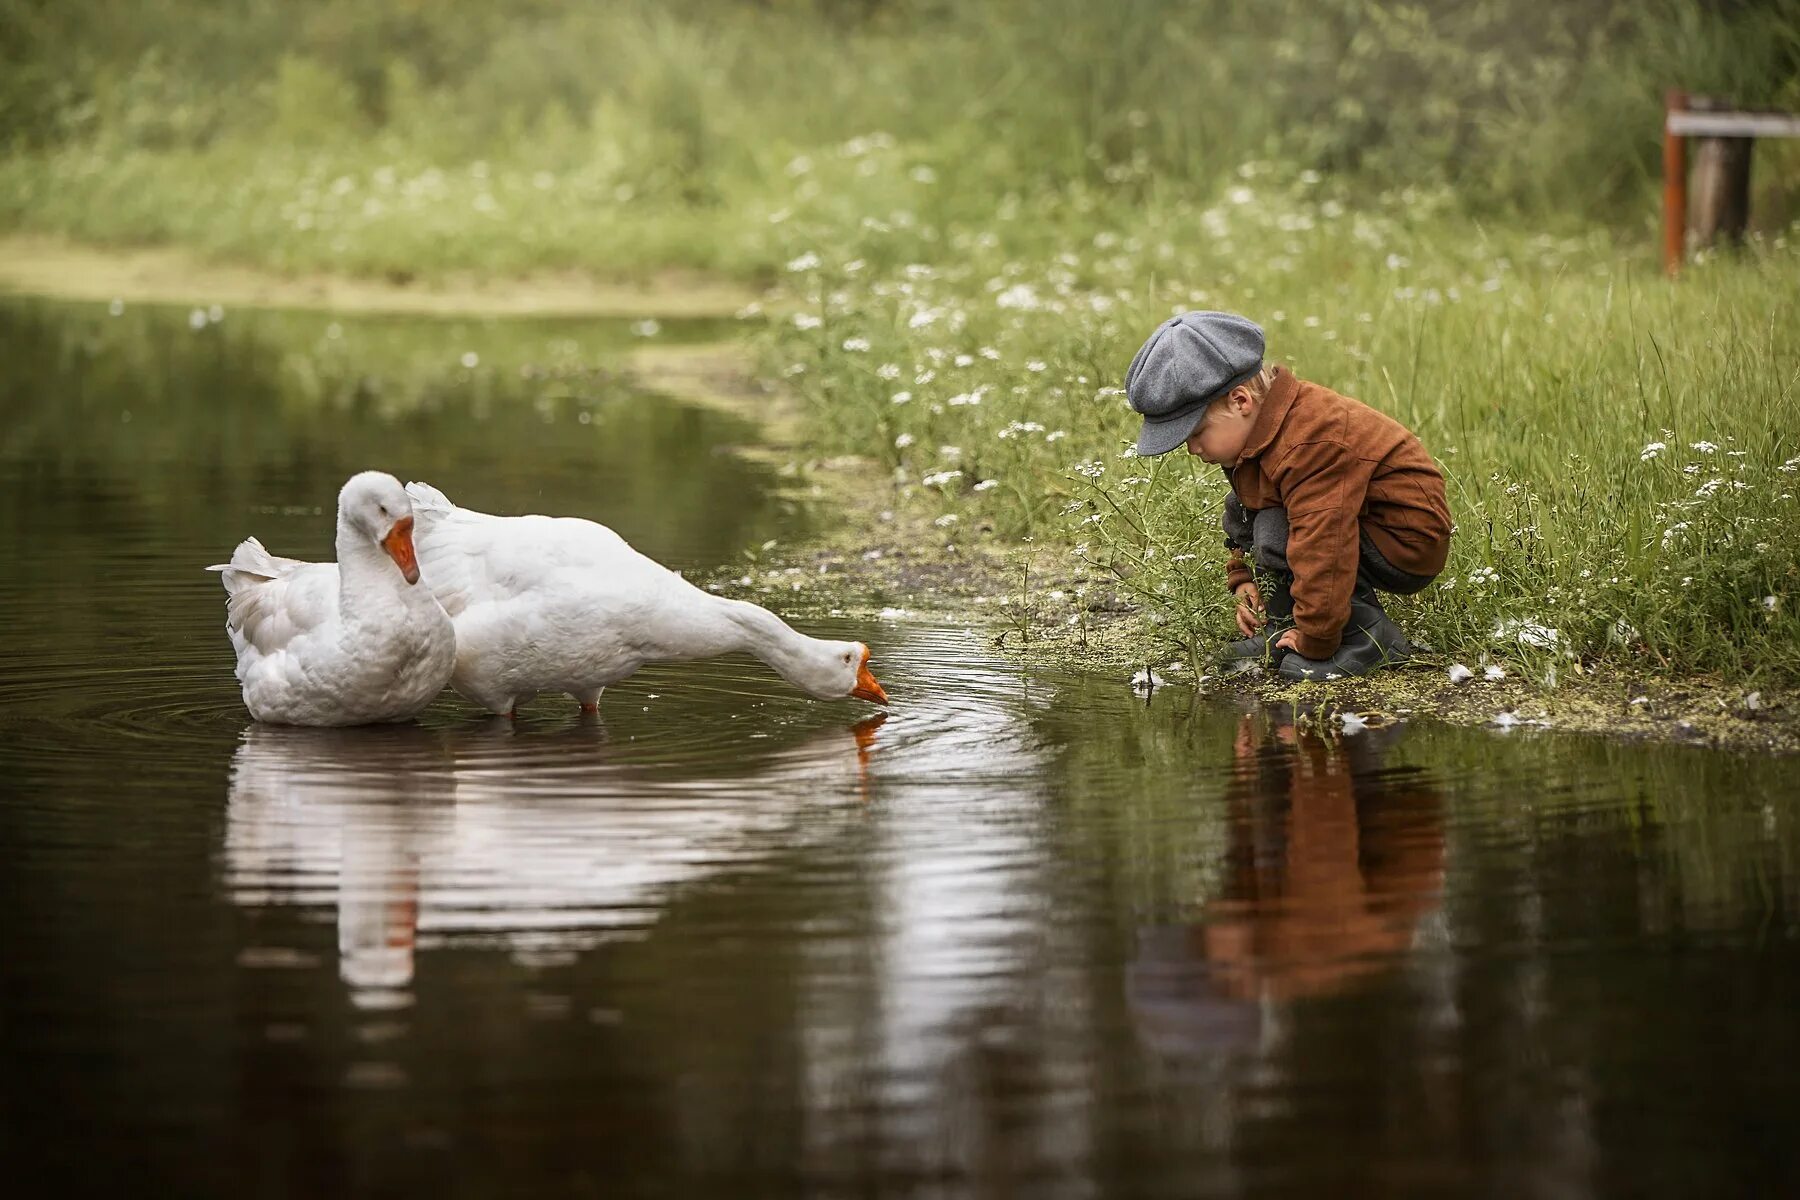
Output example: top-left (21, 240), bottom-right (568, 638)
top-left (335, 519), bottom-right (405, 609)
top-left (722, 598), bottom-right (818, 681)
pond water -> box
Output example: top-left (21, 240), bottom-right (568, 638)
top-left (3, 298), bottom-right (1799, 1197)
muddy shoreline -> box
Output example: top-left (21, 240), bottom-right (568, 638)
top-left (649, 345), bottom-right (1799, 756)
top-left (0, 234), bottom-right (757, 318)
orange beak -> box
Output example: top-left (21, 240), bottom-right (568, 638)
top-left (381, 515), bottom-right (420, 585)
top-left (850, 646), bottom-right (888, 706)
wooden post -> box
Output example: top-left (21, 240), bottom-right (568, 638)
top-left (1688, 96), bottom-right (1754, 250)
top-left (1663, 90), bottom-right (1688, 276)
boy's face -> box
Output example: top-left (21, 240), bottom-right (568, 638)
top-left (1184, 386), bottom-right (1258, 467)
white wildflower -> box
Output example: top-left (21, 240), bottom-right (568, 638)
top-left (932, 513), bottom-right (959, 527)
top-left (1025, 359), bottom-right (1048, 372)
top-left (973, 479), bottom-right (999, 492)
top-left (792, 312), bottom-right (822, 330)
top-left (460, 351), bottom-right (479, 368)
top-left (1690, 440), bottom-right (1718, 453)
top-left (891, 391), bottom-right (913, 405)
top-left (894, 433), bottom-right (915, 449)
top-left (841, 336), bottom-right (871, 352)
top-left (921, 469), bottom-right (963, 488)
top-left (1639, 442), bottom-right (1666, 462)
top-left (877, 363), bottom-right (901, 380)
top-left (996, 284), bottom-right (1044, 310)
top-left (785, 251), bottom-right (821, 272)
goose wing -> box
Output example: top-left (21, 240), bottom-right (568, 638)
top-left (207, 537), bottom-right (339, 658)
top-left (406, 480), bottom-right (651, 616)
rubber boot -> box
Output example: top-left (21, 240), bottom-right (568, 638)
top-left (1276, 585), bottom-right (1413, 681)
top-left (1219, 572), bottom-right (1295, 665)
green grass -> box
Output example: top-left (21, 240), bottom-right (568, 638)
top-left (762, 169), bottom-right (1800, 682)
top-left (3, 0), bottom-right (1797, 282)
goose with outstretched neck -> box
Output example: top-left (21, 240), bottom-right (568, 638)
top-left (403, 480), bottom-right (888, 717)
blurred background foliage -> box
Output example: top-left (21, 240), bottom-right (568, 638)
top-left (3, 0), bottom-right (1797, 278)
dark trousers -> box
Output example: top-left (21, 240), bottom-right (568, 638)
top-left (1223, 496), bottom-right (1434, 596)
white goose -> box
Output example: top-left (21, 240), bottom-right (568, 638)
top-left (403, 480), bottom-right (889, 716)
top-left (209, 471), bottom-right (456, 726)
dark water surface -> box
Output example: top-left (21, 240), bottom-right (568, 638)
top-left (3, 299), bottom-right (1799, 1197)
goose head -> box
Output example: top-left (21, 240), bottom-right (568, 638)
top-left (338, 471), bottom-right (420, 584)
top-left (793, 639), bottom-right (889, 706)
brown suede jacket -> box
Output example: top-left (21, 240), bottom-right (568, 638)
top-left (1223, 367), bottom-right (1452, 659)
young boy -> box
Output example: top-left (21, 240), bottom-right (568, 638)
top-left (1125, 311), bottom-right (1452, 680)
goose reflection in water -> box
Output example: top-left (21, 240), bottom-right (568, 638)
top-left (223, 712), bottom-right (887, 1005)
top-left (1130, 708), bottom-right (1446, 1060)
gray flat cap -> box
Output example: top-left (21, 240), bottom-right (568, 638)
top-left (1125, 311), bottom-right (1265, 456)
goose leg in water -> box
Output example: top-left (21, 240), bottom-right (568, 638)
top-left (573, 687), bottom-right (603, 714)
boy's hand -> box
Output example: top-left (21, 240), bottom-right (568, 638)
top-left (1233, 581), bottom-right (1265, 637)
top-left (1271, 629), bottom-right (1301, 653)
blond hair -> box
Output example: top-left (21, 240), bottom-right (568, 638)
top-left (1201, 365), bottom-right (1277, 419)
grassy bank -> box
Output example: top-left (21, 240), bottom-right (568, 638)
top-left (761, 176), bottom-right (1800, 685)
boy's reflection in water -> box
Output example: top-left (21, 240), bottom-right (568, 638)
top-left (1131, 707), bottom-right (1446, 1056)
